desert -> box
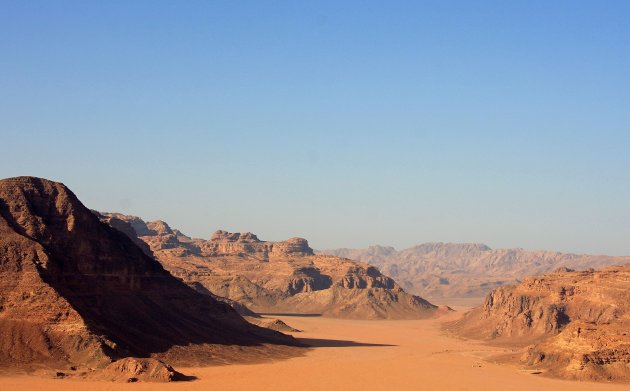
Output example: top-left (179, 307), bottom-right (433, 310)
top-left (2, 2), bottom-right (629, 389)
top-left (1, 314), bottom-right (628, 391)
top-left (1, 176), bottom-right (629, 389)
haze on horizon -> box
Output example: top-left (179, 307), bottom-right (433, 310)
top-left (1, 1), bottom-right (629, 255)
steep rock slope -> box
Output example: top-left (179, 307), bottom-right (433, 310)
top-left (449, 265), bottom-right (630, 381)
top-left (321, 243), bottom-right (630, 300)
top-left (0, 177), bottom-right (297, 374)
top-left (97, 214), bottom-right (441, 320)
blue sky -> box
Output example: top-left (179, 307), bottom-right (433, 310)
top-left (1, 1), bottom-right (629, 254)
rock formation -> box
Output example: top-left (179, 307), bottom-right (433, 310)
top-left (97, 213), bottom-right (442, 320)
top-left (87, 358), bottom-right (185, 382)
top-left (321, 243), bottom-right (630, 301)
top-left (201, 230), bottom-right (314, 257)
top-left (0, 176), bottom-right (299, 378)
top-left (448, 265), bottom-right (630, 381)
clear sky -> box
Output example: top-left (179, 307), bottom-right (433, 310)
top-left (1, 1), bottom-right (629, 254)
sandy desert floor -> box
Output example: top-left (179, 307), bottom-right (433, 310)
top-left (1, 310), bottom-right (627, 391)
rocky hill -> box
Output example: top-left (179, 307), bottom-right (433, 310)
top-left (0, 177), bottom-right (299, 380)
top-left (448, 265), bottom-right (630, 381)
top-left (97, 214), bottom-right (443, 320)
top-left (320, 243), bottom-right (630, 301)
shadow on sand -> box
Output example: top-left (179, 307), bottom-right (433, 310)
top-left (173, 373), bottom-right (199, 382)
top-left (298, 338), bottom-right (396, 348)
top-left (259, 313), bottom-right (322, 317)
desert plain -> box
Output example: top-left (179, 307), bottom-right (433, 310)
top-left (2, 308), bottom-right (626, 391)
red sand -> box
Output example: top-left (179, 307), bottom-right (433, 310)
top-left (1, 311), bottom-right (627, 390)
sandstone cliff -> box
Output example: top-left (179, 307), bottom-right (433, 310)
top-left (97, 214), bottom-right (442, 320)
top-left (449, 265), bottom-right (630, 381)
top-left (0, 177), bottom-right (298, 378)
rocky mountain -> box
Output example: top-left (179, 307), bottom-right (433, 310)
top-left (320, 243), bottom-right (630, 301)
top-left (448, 265), bottom-right (630, 381)
top-left (0, 177), bottom-right (298, 380)
top-left (97, 214), bottom-right (443, 320)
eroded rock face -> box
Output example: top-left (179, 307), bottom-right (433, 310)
top-left (201, 230), bottom-right (314, 257)
top-left (286, 267), bottom-right (332, 294)
top-left (96, 214), bottom-right (153, 257)
top-left (321, 243), bottom-right (630, 300)
top-left (271, 237), bottom-right (314, 257)
top-left (97, 215), bottom-right (440, 320)
top-left (450, 265), bottom-right (630, 381)
top-left (146, 220), bottom-right (174, 236)
top-left (0, 177), bottom-right (297, 372)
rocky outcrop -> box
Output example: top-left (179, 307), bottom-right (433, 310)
top-left (449, 265), bottom-right (630, 381)
top-left (0, 177), bottom-right (298, 373)
top-left (98, 215), bottom-right (441, 320)
top-left (146, 220), bottom-right (174, 236)
top-left (95, 212), bottom-right (153, 256)
top-left (243, 317), bottom-right (301, 333)
top-left (88, 358), bottom-right (184, 382)
top-left (286, 267), bottom-right (333, 294)
top-left (270, 237), bottom-right (314, 257)
top-left (321, 243), bottom-right (630, 300)
top-left (201, 230), bottom-right (314, 257)
top-left (338, 265), bottom-right (396, 290)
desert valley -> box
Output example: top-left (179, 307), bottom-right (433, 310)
top-left (0, 176), bottom-right (629, 390)
top-left (3, 3), bottom-right (629, 389)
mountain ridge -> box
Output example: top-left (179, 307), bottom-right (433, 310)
top-left (97, 212), bottom-right (445, 320)
top-left (320, 243), bottom-right (630, 300)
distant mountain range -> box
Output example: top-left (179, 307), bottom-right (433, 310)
top-left (319, 243), bottom-right (630, 301)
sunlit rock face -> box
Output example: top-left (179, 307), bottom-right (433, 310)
top-left (98, 214), bottom-right (442, 320)
top-left (450, 265), bottom-right (630, 381)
